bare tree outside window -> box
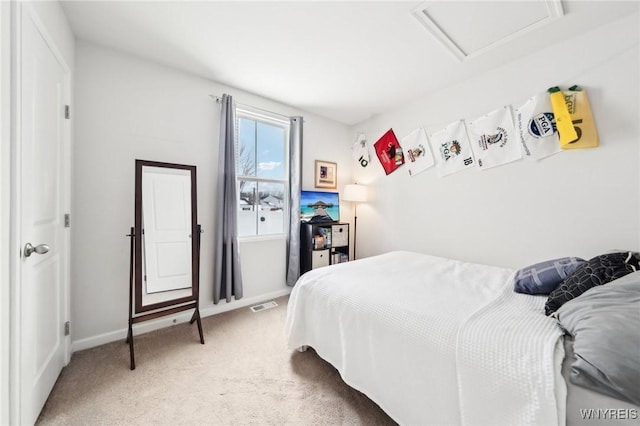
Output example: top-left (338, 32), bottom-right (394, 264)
top-left (235, 109), bottom-right (289, 237)
top-left (237, 142), bottom-right (255, 193)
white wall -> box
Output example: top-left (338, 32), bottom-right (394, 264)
top-left (352, 13), bottom-right (640, 269)
top-left (29, 1), bottom-right (75, 68)
top-left (72, 41), bottom-right (352, 349)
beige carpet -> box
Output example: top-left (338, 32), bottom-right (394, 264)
top-left (37, 296), bottom-right (397, 425)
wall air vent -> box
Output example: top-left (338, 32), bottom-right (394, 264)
top-left (250, 301), bottom-right (278, 313)
top-left (411, 0), bottom-right (564, 62)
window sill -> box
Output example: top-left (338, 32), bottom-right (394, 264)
top-left (238, 234), bottom-right (287, 243)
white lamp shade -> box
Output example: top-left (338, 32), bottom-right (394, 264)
top-left (343, 184), bottom-right (368, 202)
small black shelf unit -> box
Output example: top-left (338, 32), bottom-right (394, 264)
top-left (300, 222), bottom-right (350, 275)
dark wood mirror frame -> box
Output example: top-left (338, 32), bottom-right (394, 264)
top-left (126, 159), bottom-right (204, 370)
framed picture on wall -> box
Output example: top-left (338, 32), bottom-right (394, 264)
top-left (314, 160), bottom-right (337, 189)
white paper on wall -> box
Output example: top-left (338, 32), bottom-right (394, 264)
top-left (515, 93), bottom-right (561, 160)
top-left (400, 128), bottom-right (435, 177)
top-left (429, 120), bottom-right (475, 177)
top-left (468, 106), bottom-right (522, 170)
top-left (352, 132), bottom-right (370, 167)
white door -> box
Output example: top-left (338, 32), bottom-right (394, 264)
top-left (0, 2), bottom-right (12, 425)
top-left (141, 167), bottom-right (193, 294)
top-left (16, 5), bottom-right (70, 424)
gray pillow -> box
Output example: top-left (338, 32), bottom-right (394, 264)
top-left (555, 271), bottom-right (640, 405)
top-left (513, 257), bottom-right (585, 295)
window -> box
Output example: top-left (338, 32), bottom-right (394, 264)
top-left (236, 107), bottom-right (289, 237)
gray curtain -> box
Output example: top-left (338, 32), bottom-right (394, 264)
top-left (286, 117), bottom-right (303, 286)
top-left (214, 94), bottom-right (243, 303)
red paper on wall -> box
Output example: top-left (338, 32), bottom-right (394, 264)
top-left (374, 129), bottom-right (404, 175)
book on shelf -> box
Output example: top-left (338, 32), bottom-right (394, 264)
top-left (332, 252), bottom-right (349, 264)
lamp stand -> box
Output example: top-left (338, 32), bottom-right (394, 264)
top-left (352, 203), bottom-right (358, 260)
top-left (343, 183), bottom-right (367, 261)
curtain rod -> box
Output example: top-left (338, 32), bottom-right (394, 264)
top-left (209, 94), bottom-right (298, 121)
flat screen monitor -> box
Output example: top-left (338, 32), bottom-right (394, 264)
top-left (300, 190), bottom-right (339, 223)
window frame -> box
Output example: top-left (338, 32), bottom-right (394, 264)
top-left (235, 105), bottom-right (290, 239)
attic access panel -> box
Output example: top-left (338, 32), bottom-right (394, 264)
top-left (412, 0), bottom-right (564, 61)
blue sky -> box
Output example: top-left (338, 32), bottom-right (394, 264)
top-left (238, 117), bottom-right (285, 180)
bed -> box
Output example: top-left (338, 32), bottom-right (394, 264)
top-left (286, 251), bottom-right (639, 425)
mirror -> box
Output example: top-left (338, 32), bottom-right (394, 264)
top-left (127, 159), bottom-right (203, 370)
top-left (134, 160), bottom-right (199, 313)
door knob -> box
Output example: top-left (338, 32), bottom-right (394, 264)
top-left (23, 243), bottom-right (50, 258)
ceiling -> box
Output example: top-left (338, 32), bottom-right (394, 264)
top-left (60, 1), bottom-right (638, 126)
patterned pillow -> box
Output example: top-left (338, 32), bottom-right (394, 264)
top-left (545, 251), bottom-right (640, 316)
top-left (514, 257), bottom-right (585, 295)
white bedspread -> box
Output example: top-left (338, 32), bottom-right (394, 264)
top-left (286, 251), bottom-right (565, 425)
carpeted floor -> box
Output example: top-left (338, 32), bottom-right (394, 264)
top-left (36, 296), bottom-right (397, 425)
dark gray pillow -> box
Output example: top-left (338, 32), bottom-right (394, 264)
top-left (545, 251), bottom-right (640, 315)
top-left (514, 257), bottom-right (585, 295)
top-left (555, 271), bottom-right (640, 405)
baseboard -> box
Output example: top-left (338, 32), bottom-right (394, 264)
top-left (71, 287), bottom-right (292, 353)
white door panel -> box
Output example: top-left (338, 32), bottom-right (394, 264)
top-left (18, 5), bottom-right (69, 424)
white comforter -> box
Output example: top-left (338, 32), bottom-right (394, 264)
top-left (286, 251), bottom-right (565, 425)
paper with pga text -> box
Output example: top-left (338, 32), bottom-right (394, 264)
top-left (429, 120), bottom-right (475, 177)
top-left (515, 93), bottom-right (561, 160)
top-left (468, 106), bottom-right (522, 170)
top-left (401, 128), bottom-right (435, 177)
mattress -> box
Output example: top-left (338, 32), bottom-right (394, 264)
top-left (286, 251), bottom-right (566, 425)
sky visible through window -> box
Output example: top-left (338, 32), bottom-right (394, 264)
top-left (238, 117), bottom-right (285, 181)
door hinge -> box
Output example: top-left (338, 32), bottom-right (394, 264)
top-left (64, 213), bottom-right (70, 228)
top-left (64, 105), bottom-right (70, 119)
top-left (64, 321), bottom-right (70, 336)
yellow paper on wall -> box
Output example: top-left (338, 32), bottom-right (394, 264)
top-left (548, 86), bottom-right (577, 145)
top-left (561, 85), bottom-right (599, 149)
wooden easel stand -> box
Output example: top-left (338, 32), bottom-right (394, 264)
top-left (126, 226), bottom-right (204, 370)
